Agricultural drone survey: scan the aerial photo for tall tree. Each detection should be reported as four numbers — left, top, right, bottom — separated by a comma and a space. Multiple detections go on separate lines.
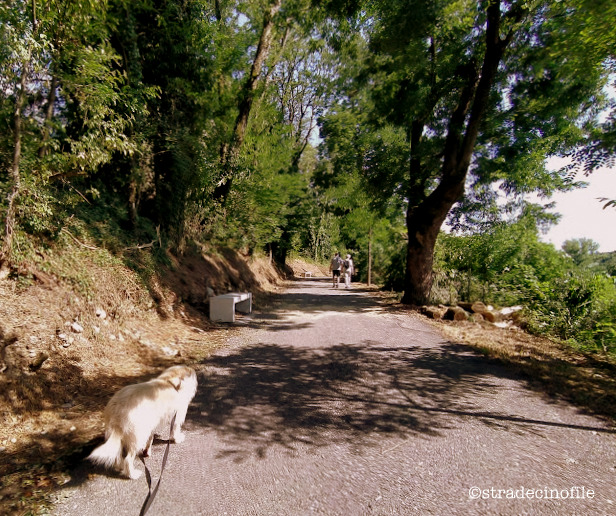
215, 0, 284, 203
320, 0, 613, 304
102, 0, 220, 247
562, 238, 601, 268
1, 0, 136, 271
0, 0, 34, 277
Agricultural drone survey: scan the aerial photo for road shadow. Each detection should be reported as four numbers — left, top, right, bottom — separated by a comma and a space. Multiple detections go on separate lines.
42, 281, 616, 507
188, 340, 613, 463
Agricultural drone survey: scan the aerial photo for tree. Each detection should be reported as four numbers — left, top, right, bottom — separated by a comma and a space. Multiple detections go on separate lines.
108, 0, 219, 248
214, 0, 284, 203
0, 0, 33, 276
562, 238, 601, 268
319, 0, 614, 304
559, 0, 616, 177
1, 0, 139, 270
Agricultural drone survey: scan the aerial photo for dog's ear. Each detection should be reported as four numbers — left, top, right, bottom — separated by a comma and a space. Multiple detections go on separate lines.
167, 376, 182, 390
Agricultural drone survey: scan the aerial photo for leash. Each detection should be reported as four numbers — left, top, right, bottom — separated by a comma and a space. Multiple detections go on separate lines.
139, 413, 177, 516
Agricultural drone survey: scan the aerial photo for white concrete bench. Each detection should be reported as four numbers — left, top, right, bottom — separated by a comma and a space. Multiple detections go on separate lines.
302, 271, 312, 278
209, 292, 252, 323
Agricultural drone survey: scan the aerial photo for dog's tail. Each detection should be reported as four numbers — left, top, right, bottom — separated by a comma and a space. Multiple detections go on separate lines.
87, 432, 123, 469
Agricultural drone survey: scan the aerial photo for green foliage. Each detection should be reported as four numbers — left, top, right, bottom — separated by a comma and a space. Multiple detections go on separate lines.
0, 0, 615, 359
518, 270, 616, 354
562, 238, 601, 268
0, 0, 153, 247
314, 0, 616, 305
435, 221, 616, 354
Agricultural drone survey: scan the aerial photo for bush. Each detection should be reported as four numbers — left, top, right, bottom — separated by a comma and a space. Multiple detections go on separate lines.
433, 230, 616, 354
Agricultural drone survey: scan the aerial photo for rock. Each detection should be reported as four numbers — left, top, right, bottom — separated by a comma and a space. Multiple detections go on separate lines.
470, 313, 484, 322
500, 305, 523, 316
444, 306, 470, 321
70, 322, 84, 333
481, 310, 500, 323
421, 306, 446, 319
61, 336, 74, 348
29, 352, 49, 371
95, 308, 107, 319
162, 346, 178, 356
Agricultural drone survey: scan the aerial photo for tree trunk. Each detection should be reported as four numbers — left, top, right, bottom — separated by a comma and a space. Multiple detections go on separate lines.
128, 154, 140, 227
0, 59, 29, 278
214, 0, 283, 202
402, 0, 511, 305
38, 74, 58, 157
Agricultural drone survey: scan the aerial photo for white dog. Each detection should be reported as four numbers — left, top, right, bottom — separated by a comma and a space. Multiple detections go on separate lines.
88, 365, 198, 479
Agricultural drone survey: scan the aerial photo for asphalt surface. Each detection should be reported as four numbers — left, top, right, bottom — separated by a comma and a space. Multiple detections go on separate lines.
52, 278, 616, 515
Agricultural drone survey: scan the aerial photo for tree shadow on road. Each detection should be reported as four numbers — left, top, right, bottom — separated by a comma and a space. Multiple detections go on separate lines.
189, 339, 610, 463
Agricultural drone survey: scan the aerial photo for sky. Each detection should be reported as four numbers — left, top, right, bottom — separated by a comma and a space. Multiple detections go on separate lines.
534, 164, 616, 253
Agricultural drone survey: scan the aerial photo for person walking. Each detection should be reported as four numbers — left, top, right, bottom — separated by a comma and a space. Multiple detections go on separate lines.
343, 254, 355, 288
329, 252, 343, 288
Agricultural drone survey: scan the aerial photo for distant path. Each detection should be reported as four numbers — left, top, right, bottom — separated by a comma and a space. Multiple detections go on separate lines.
53, 278, 616, 515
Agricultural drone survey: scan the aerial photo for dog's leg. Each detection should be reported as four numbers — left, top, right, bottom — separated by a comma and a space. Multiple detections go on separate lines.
120, 444, 142, 479
170, 408, 188, 443
143, 433, 154, 458
124, 454, 142, 480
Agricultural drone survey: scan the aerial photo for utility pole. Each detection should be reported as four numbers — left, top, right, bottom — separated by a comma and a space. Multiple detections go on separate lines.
368, 226, 372, 286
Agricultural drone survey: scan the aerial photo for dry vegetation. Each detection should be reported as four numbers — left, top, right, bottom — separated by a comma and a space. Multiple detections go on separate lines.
0, 241, 287, 515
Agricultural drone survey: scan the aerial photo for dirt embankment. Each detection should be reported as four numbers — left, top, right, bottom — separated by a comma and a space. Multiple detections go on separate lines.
0, 245, 297, 513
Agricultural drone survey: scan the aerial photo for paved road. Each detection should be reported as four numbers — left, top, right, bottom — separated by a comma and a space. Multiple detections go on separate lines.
53, 278, 616, 515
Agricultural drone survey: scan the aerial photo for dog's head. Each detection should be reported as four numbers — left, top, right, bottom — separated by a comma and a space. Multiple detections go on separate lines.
157, 365, 198, 396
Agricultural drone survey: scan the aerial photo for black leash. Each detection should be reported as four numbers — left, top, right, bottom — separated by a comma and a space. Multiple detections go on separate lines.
139, 413, 176, 516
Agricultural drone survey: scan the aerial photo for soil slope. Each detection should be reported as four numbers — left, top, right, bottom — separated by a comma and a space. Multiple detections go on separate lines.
0, 245, 288, 514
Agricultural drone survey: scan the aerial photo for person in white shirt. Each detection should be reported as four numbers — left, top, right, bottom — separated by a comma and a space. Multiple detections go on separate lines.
343, 254, 354, 288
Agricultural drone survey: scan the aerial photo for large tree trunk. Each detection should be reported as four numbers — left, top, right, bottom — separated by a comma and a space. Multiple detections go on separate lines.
402, 0, 513, 305
214, 0, 283, 202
